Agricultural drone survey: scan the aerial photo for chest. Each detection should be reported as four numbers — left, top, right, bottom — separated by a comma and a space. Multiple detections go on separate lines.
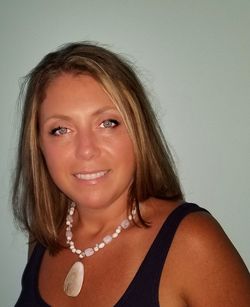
39, 228, 155, 306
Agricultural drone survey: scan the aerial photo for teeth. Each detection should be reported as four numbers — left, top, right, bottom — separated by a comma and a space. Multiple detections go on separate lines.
75, 171, 107, 180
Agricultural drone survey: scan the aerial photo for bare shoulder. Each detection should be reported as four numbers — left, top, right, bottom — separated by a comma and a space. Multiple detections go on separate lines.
160, 206, 250, 307
177, 209, 248, 271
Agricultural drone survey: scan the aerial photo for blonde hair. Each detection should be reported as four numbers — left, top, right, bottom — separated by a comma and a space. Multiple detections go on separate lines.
12, 42, 183, 253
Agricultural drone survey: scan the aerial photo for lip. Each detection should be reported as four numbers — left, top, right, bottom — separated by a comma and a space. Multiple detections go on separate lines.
74, 170, 110, 181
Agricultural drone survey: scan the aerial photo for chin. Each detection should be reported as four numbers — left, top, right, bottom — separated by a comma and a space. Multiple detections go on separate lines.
70, 194, 112, 209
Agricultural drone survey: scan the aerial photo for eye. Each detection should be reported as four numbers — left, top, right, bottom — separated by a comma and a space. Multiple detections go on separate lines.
100, 119, 120, 128
50, 126, 71, 136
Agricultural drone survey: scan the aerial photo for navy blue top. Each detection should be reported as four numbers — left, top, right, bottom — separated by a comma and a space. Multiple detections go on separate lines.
15, 202, 208, 306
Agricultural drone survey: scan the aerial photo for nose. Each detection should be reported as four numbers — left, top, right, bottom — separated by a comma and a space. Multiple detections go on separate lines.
75, 130, 100, 160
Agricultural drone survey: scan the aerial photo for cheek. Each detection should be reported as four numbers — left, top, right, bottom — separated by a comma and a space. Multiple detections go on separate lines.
115, 136, 136, 168
41, 143, 68, 176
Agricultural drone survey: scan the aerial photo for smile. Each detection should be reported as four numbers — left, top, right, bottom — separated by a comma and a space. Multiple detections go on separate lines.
74, 170, 109, 181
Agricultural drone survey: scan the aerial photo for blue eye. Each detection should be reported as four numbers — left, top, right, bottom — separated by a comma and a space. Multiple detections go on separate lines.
100, 119, 119, 128
50, 126, 70, 136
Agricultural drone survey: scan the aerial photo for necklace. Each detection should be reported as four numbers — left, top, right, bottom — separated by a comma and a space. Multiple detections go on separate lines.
63, 202, 137, 297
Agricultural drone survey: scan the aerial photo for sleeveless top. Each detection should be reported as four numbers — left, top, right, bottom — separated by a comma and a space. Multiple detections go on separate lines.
15, 202, 208, 306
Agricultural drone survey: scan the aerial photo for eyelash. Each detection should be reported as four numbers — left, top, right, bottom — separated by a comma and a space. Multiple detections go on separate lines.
100, 119, 120, 128
49, 126, 70, 136
49, 119, 119, 136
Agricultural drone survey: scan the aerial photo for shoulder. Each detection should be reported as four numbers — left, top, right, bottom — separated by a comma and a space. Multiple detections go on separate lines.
173, 206, 245, 267
159, 204, 250, 306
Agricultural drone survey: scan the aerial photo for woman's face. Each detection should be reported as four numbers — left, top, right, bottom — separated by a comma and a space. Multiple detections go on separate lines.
39, 73, 135, 210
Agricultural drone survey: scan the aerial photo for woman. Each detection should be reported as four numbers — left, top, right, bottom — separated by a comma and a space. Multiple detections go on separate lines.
13, 42, 249, 306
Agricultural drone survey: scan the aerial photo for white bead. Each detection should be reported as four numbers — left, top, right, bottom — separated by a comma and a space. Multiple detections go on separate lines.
85, 248, 94, 257
121, 219, 130, 229
94, 246, 99, 252
115, 228, 121, 234
99, 242, 105, 249
76, 249, 82, 255
66, 215, 73, 222
79, 254, 84, 259
128, 215, 132, 220
112, 232, 119, 238
72, 248, 76, 253
103, 235, 112, 244
66, 230, 72, 238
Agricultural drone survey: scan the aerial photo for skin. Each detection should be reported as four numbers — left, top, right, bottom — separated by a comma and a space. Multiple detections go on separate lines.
38, 73, 250, 306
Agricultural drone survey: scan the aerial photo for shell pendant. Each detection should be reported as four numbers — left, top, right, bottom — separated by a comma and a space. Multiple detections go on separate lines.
64, 261, 84, 297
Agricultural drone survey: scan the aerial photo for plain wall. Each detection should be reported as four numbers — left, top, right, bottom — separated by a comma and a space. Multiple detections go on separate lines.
0, 0, 249, 305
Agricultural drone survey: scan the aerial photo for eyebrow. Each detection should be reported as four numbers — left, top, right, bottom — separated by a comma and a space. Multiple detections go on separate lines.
42, 106, 120, 124
92, 106, 119, 116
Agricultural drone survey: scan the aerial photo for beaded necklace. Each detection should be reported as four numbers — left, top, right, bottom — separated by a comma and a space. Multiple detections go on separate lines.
64, 202, 137, 297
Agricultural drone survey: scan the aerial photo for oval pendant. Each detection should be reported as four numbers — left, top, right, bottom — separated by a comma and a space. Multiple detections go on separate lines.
64, 261, 84, 297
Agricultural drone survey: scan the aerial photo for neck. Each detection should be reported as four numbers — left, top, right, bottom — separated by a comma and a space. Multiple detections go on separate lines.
72, 200, 131, 236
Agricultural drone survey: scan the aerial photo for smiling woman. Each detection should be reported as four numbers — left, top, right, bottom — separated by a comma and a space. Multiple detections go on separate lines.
13, 42, 250, 306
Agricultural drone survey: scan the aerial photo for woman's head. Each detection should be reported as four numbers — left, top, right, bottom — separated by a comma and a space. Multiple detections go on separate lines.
12, 42, 183, 252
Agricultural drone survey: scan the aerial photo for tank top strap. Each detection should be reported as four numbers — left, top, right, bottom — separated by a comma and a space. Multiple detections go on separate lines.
141, 202, 209, 279
115, 202, 209, 306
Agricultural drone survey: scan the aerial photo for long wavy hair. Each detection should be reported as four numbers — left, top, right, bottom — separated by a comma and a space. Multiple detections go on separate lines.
12, 42, 183, 253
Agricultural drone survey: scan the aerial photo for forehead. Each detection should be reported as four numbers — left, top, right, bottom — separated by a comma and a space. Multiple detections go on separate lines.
40, 73, 120, 115
44, 73, 110, 101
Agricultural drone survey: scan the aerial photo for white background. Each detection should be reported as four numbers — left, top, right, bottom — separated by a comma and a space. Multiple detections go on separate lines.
0, 1, 249, 305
